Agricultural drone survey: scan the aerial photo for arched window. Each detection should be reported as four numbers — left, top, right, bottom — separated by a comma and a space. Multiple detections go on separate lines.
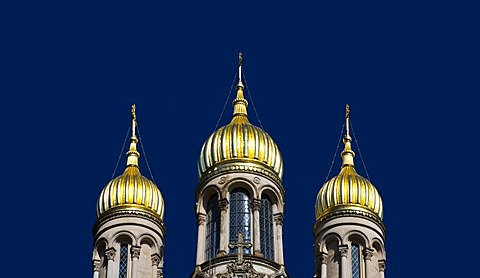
229, 188, 251, 254
205, 194, 220, 260
351, 243, 360, 278
260, 195, 274, 260
119, 243, 128, 278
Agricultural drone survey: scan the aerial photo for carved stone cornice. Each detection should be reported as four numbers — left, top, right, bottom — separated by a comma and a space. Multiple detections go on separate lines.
252, 199, 262, 211
274, 213, 284, 225
151, 253, 161, 266
105, 247, 116, 261
93, 208, 167, 236
338, 245, 348, 258
364, 248, 374, 261
218, 198, 229, 211
131, 246, 141, 259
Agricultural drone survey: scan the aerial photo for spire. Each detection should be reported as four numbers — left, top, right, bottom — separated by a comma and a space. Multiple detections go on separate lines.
341, 103, 355, 167
233, 52, 248, 116
126, 104, 140, 167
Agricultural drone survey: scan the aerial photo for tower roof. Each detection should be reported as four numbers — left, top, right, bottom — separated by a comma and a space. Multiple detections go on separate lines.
96, 105, 165, 221
197, 53, 283, 182
315, 104, 383, 221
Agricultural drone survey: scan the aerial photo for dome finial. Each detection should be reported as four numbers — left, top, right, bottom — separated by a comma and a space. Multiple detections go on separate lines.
341, 103, 355, 167
238, 52, 243, 86
232, 52, 248, 116
126, 104, 140, 167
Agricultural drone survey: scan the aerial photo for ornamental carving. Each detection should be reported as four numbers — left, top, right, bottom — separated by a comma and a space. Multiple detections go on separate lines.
319, 252, 328, 264
251, 199, 262, 211
363, 248, 374, 261
216, 261, 265, 278
151, 253, 161, 266
338, 245, 348, 258
218, 199, 229, 211
92, 260, 101, 272
105, 247, 116, 261
218, 176, 227, 184
131, 246, 141, 259
378, 259, 386, 271
197, 213, 207, 225
273, 213, 284, 225
253, 177, 261, 184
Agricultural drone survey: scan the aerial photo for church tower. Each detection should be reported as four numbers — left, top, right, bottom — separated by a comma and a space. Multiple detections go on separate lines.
313, 105, 386, 278
192, 54, 288, 278
92, 105, 166, 278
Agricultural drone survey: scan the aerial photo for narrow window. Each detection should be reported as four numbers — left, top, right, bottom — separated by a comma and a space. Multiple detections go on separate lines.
229, 188, 251, 254
260, 195, 274, 260
351, 243, 360, 278
119, 243, 128, 278
205, 194, 220, 260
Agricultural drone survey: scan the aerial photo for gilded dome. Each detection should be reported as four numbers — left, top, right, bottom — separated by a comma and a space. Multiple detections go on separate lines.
197, 55, 283, 181
96, 105, 165, 221
315, 105, 383, 221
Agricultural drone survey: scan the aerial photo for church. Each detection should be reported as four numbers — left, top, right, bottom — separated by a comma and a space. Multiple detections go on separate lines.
90, 54, 387, 278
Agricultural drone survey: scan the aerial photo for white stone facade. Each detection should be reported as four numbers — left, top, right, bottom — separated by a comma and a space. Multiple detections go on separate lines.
314, 215, 386, 278
92, 214, 165, 278
192, 171, 288, 277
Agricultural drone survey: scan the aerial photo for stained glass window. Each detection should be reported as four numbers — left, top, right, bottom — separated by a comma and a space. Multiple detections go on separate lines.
205, 195, 220, 260
351, 243, 360, 278
260, 195, 274, 260
229, 188, 251, 254
119, 243, 128, 278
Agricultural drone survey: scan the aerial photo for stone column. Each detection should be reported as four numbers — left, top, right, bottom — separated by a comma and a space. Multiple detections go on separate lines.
218, 198, 229, 256
320, 251, 328, 278
151, 253, 161, 278
92, 250, 101, 278
252, 198, 262, 256
378, 259, 386, 278
338, 245, 348, 278
105, 247, 116, 278
196, 213, 206, 264
92, 259, 101, 278
130, 246, 141, 278
364, 248, 374, 278
274, 213, 284, 265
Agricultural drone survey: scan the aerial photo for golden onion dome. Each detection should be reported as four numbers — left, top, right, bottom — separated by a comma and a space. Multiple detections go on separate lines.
96, 105, 165, 221
198, 53, 283, 182
315, 105, 383, 221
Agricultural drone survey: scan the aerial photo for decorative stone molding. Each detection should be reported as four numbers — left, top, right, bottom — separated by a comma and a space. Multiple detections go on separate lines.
217, 261, 264, 278
274, 213, 284, 225
253, 176, 261, 184
268, 265, 287, 278
378, 259, 386, 272
218, 176, 228, 184
363, 248, 374, 261
320, 251, 328, 264
338, 245, 348, 258
105, 247, 116, 261
92, 259, 101, 272
131, 246, 141, 259
151, 253, 161, 266
197, 213, 206, 225
218, 198, 229, 211
252, 199, 262, 211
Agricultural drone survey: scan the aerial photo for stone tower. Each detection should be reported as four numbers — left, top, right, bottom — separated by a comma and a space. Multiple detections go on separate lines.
92, 105, 166, 278
191, 54, 288, 278
314, 105, 386, 278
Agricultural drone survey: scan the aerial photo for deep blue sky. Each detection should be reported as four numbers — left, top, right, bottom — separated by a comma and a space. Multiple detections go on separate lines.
2, 1, 478, 277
